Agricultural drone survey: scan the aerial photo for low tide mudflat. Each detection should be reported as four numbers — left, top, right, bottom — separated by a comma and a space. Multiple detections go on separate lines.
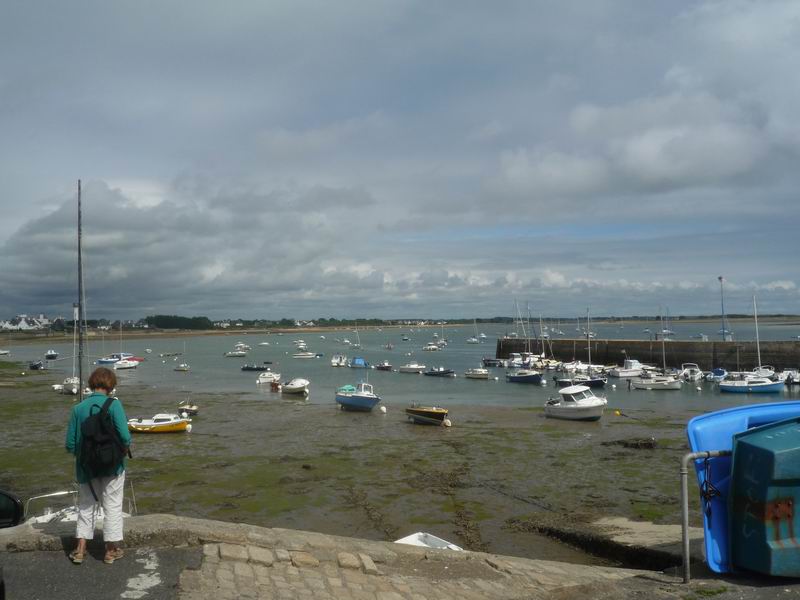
1, 361, 697, 566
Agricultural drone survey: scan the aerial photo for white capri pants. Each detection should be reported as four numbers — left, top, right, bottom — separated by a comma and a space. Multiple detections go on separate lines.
75, 471, 125, 542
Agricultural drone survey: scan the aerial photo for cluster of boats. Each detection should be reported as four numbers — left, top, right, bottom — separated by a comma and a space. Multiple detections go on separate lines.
486, 353, 798, 394
328, 355, 495, 380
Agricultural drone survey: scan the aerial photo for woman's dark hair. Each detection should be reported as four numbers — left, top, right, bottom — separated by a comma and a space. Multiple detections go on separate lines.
88, 367, 117, 392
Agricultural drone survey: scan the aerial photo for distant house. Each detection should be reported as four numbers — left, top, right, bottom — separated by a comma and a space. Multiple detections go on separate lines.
0, 314, 52, 331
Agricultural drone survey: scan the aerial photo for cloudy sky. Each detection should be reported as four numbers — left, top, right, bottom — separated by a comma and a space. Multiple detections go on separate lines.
1, 1, 798, 320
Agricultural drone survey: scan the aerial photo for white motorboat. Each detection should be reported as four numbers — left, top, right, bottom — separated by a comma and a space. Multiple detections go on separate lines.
60, 376, 80, 395
0, 349, 10, 356
224, 350, 247, 357
292, 351, 316, 359
464, 367, 490, 380
394, 532, 463, 551
113, 359, 138, 370
174, 363, 191, 372
399, 362, 426, 374
679, 363, 704, 382
422, 342, 440, 351
330, 354, 348, 367
608, 359, 647, 378
282, 378, 310, 395
235, 342, 251, 351
256, 370, 281, 384
630, 374, 682, 390
544, 385, 607, 421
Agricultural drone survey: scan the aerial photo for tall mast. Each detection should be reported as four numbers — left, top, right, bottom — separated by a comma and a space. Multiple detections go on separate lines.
659, 307, 666, 372
718, 276, 727, 341
77, 180, 85, 401
754, 295, 762, 370
586, 308, 592, 372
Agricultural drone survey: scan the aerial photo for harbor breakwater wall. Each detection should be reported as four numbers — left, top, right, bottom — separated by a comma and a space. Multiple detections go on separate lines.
496, 338, 800, 371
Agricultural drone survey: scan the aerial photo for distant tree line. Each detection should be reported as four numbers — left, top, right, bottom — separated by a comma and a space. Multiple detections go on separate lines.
145, 315, 214, 330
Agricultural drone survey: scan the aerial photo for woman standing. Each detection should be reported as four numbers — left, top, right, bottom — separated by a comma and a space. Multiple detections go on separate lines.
65, 367, 131, 564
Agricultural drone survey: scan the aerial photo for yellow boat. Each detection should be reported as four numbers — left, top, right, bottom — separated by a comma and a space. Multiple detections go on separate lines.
128, 414, 192, 433
405, 405, 451, 426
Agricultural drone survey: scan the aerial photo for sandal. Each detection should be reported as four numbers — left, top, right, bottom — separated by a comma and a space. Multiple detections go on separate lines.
104, 548, 125, 564
69, 549, 85, 564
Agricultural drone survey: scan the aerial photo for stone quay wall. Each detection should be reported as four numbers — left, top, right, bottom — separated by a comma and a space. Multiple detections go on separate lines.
496, 338, 800, 371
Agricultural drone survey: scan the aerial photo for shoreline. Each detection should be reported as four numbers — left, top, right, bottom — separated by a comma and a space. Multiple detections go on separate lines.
2, 315, 799, 347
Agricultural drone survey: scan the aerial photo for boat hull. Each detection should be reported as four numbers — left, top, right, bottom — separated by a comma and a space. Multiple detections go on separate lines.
544, 405, 604, 421
719, 381, 784, 393
405, 407, 449, 425
335, 394, 381, 412
282, 379, 310, 394
424, 369, 455, 377
128, 420, 190, 433
506, 372, 542, 384
630, 376, 682, 390
464, 370, 490, 379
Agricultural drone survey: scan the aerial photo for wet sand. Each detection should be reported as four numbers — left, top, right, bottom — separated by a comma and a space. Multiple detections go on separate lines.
0, 360, 697, 566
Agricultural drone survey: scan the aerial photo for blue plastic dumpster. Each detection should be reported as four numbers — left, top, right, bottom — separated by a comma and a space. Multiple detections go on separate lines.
729, 416, 800, 576
687, 401, 800, 573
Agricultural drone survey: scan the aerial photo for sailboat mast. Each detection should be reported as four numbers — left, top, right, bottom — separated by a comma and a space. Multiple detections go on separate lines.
77, 180, 85, 401
754, 295, 762, 369
718, 277, 726, 341
660, 308, 666, 372
586, 308, 592, 369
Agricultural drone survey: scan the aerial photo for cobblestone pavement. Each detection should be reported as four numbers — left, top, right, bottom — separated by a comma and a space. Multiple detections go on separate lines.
177, 541, 640, 600
5, 514, 800, 599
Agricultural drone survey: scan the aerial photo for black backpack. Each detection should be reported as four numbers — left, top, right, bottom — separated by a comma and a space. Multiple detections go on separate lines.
79, 397, 130, 500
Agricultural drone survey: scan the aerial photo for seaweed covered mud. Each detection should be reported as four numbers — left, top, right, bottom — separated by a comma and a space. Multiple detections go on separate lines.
0, 361, 699, 566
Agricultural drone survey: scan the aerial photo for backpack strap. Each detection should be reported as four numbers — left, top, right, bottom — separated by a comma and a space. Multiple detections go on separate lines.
100, 396, 115, 415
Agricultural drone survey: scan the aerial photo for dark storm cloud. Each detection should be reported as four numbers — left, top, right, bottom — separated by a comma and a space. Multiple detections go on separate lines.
0, 1, 798, 319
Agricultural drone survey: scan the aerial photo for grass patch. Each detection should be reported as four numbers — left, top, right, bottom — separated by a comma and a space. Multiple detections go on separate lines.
686, 586, 728, 598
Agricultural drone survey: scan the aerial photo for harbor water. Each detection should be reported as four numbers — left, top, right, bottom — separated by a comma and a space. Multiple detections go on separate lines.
1, 324, 799, 564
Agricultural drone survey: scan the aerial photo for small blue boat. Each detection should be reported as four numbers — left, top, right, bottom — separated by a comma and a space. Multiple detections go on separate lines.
335, 382, 381, 412
506, 369, 541, 384
705, 367, 728, 382
718, 377, 784, 393
348, 356, 369, 369
686, 401, 800, 573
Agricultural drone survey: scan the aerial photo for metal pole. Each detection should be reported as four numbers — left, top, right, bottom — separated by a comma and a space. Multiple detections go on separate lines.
681, 450, 732, 583
77, 180, 85, 402
718, 276, 726, 341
